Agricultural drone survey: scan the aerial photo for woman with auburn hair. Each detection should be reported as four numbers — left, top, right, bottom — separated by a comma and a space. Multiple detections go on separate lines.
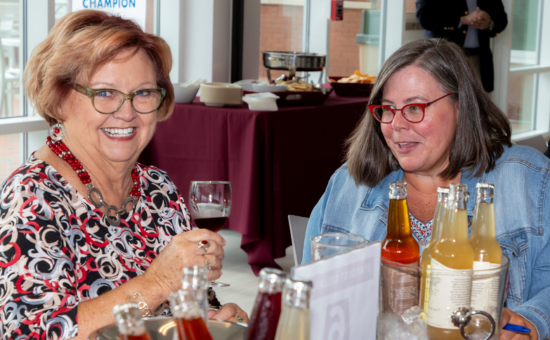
303, 39, 549, 339
0, 10, 247, 339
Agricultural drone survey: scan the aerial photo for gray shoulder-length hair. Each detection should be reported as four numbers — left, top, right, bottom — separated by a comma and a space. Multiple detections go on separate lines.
347, 38, 512, 187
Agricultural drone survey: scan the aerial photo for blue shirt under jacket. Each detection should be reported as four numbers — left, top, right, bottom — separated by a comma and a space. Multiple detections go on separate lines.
303, 144, 550, 339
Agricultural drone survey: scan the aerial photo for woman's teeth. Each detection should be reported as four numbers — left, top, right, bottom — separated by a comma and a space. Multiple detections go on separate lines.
102, 128, 134, 137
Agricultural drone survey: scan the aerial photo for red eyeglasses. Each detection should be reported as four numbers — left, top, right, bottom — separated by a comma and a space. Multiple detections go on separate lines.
368, 92, 455, 124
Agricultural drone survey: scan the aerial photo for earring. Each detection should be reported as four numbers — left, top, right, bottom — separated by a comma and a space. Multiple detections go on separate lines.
49, 122, 65, 142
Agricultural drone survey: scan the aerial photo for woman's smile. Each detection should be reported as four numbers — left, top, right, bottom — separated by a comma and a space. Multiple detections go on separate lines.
101, 127, 138, 140
394, 142, 419, 153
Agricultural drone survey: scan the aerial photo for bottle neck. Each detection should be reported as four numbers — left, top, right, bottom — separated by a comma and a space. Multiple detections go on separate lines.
441, 191, 469, 241
471, 201, 496, 238
386, 198, 413, 238
181, 267, 209, 291
284, 287, 311, 310
428, 192, 449, 246
115, 311, 147, 336
471, 185, 496, 238
259, 277, 285, 294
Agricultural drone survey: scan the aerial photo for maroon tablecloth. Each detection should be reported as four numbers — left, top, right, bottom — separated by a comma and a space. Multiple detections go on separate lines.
139, 94, 369, 274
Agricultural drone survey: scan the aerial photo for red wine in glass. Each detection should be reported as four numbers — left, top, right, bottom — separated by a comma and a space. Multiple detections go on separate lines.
189, 181, 232, 287
193, 217, 228, 232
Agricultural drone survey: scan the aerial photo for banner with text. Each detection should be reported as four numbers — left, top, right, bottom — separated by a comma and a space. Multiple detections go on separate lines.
72, 0, 146, 31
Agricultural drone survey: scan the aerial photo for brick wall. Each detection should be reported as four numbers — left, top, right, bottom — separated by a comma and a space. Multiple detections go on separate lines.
258, 4, 368, 80
329, 8, 362, 77
258, 5, 304, 80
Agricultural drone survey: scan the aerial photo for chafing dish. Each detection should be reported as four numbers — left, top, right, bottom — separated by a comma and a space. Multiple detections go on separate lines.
262, 51, 326, 82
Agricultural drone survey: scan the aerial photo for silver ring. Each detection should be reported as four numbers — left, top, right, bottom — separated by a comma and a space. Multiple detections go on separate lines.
198, 240, 210, 254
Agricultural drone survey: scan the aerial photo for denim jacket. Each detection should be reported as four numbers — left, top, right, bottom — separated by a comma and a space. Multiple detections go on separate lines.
303, 145, 550, 338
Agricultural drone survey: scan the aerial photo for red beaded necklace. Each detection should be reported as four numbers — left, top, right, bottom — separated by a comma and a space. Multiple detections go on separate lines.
46, 136, 141, 225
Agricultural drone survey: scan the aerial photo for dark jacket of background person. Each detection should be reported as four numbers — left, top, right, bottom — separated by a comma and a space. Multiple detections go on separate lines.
416, 0, 508, 92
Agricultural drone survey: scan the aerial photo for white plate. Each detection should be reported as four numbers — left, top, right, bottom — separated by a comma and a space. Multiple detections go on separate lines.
88, 317, 247, 340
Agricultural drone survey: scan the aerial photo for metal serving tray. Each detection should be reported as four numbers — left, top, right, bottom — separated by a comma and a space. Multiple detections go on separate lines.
88, 317, 247, 340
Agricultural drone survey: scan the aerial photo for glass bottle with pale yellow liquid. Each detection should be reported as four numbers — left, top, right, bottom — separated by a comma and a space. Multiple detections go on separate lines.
469, 183, 502, 334
274, 278, 312, 340
427, 183, 474, 340
419, 187, 449, 312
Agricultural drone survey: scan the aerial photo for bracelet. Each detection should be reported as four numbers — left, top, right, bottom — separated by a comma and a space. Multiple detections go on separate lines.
128, 292, 152, 318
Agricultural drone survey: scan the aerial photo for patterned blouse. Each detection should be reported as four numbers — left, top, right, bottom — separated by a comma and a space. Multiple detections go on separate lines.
0, 155, 194, 339
409, 213, 433, 245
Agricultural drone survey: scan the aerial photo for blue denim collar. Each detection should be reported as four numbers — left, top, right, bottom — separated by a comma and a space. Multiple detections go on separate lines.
360, 167, 480, 217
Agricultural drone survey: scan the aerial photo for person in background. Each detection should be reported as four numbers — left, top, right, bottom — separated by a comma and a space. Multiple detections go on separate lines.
303, 39, 549, 339
0, 10, 247, 340
416, 0, 507, 92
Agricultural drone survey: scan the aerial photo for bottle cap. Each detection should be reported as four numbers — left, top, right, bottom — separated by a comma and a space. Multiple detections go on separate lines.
476, 183, 495, 189
449, 183, 467, 192
285, 277, 313, 292
476, 182, 494, 199
259, 268, 287, 293
260, 268, 287, 283
388, 181, 407, 200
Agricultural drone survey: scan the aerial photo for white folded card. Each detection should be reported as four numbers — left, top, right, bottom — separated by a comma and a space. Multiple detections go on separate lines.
292, 241, 381, 340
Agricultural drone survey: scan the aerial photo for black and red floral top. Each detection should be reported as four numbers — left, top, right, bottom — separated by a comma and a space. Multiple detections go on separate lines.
0, 155, 206, 339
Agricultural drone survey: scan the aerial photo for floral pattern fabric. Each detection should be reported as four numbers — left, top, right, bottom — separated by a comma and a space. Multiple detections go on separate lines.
409, 212, 432, 247
0, 155, 191, 339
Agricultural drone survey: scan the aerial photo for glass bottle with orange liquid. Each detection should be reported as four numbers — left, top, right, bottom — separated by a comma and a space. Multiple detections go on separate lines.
245, 268, 287, 340
419, 187, 449, 312
380, 181, 420, 315
168, 289, 213, 340
112, 303, 153, 340
427, 183, 474, 340
469, 183, 502, 333
274, 278, 312, 340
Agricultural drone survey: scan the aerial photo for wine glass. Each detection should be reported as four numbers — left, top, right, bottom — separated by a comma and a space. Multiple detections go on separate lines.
189, 181, 232, 288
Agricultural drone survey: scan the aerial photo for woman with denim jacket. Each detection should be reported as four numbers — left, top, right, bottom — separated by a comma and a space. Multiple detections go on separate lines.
303, 39, 550, 339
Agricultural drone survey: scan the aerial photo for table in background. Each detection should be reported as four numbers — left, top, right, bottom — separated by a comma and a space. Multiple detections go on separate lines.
140, 95, 369, 274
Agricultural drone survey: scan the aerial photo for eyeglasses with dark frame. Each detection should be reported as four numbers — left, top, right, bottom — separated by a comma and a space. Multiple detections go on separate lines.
73, 84, 166, 114
368, 92, 455, 124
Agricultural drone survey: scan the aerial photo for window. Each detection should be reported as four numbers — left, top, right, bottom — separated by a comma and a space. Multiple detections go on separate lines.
493, 0, 550, 140
507, 0, 540, 135
1, 0, 22, 119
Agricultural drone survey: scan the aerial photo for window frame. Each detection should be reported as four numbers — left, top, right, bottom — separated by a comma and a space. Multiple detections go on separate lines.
492, 0, 550, 141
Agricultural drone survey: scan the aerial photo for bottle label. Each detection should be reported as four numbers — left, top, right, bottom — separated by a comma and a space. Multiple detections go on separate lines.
427, 259, 473, 329
422, 264, 431, 311
381, 261, 419, 315
471, 261, 500, 321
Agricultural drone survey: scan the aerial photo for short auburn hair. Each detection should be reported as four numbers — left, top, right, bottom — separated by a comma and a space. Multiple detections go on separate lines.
347, 39, 512, 187
24, 10, 174, 125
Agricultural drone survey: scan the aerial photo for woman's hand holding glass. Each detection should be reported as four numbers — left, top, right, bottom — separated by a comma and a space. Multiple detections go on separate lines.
144, 229, 226, 295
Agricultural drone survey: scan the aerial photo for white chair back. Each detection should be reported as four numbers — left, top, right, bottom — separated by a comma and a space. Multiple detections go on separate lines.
288, 215, 310, 266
